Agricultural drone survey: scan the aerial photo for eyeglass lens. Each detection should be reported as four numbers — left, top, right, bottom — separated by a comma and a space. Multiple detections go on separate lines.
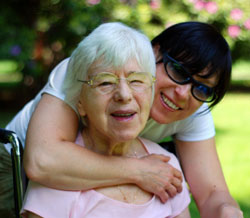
164, 56, 214, 102
89, 72, 153, 94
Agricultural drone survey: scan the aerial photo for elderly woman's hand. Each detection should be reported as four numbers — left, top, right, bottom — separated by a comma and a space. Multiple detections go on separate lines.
132, 154, 183, 203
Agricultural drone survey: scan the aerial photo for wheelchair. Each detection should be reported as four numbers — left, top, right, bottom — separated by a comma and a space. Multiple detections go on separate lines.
0, 128, 25, 218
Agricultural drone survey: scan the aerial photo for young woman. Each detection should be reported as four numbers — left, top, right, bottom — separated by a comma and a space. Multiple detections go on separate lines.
3, 22, 243, 218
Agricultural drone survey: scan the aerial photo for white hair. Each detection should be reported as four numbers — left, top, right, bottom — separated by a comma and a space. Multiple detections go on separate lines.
62, 22, 156, 111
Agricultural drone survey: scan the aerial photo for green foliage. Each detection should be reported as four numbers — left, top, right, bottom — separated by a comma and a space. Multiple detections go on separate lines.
0, 0, 250, 93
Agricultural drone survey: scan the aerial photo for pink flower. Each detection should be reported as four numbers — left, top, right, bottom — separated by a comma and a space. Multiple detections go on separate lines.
205, 1, 218, 14
87, 0, 101, 5
228, 25, 241, 38
150, 0, 160, 10
244, 19, 250, 30
230, 8, 243, 21
194, 0, 205, 11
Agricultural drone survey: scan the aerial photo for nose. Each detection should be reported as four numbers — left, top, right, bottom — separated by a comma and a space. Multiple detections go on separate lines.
174, 83, 192, 99
113, 79, 132, 103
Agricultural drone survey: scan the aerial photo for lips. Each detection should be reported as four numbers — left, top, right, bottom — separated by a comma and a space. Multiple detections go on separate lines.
111, 110, 136, 120
160, 93, 180, 110
112, 113, 135, 117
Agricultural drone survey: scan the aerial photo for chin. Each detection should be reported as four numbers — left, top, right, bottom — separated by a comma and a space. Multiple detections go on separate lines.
150, 113, 171, 124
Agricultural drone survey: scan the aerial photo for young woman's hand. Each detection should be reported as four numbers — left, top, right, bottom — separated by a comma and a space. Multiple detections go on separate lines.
131, 154, 183, 203
219, 204, 243, 218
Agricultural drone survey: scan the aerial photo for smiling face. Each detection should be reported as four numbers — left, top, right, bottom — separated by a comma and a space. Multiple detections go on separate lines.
150, 47, 218, 124
77, 60, 152, 145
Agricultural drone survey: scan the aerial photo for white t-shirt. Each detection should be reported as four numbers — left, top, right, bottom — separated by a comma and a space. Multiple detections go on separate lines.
5, 58, 215, 153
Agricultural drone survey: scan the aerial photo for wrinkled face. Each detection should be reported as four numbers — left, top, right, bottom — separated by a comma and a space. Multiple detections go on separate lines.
150, 47, 218, 124
77, 60, 153, 143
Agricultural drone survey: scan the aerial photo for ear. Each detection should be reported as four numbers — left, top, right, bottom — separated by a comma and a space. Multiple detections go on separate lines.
153, 44, 161, 60
77, 99, 86, 117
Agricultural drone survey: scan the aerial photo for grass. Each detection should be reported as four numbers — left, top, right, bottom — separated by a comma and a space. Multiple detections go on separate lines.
231, 60, 250, 89
0, 93, 249, 217
212, 93, 250, 216
0, 60, 23, 84
232, 60, 250, 81
0, 60, 19, 73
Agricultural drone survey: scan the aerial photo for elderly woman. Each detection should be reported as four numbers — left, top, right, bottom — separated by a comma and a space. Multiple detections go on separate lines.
21, 23, 190, 218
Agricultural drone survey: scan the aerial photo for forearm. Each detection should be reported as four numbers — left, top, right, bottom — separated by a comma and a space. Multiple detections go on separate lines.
24, 140, 137, 190
176, 138, 243, 218
199, 190, 242, 218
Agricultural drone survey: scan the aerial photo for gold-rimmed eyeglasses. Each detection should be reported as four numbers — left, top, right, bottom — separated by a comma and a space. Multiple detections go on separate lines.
78, 72, 156, 94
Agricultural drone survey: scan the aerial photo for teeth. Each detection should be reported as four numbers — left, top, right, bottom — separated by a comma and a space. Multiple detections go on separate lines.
113, 113, 133, 117
161, 94, 179, 110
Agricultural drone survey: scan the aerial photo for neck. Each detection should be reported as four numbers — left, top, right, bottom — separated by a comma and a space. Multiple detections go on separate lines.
82, 127, 139, 157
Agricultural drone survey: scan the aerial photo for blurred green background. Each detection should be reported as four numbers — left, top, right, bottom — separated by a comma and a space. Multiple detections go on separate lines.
0, 0, 249, 217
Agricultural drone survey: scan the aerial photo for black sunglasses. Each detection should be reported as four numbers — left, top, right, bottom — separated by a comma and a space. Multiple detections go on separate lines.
157, 52, 216, 103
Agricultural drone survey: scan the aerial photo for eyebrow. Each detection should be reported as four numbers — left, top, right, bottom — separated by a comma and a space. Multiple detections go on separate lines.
194, 75, 217, 87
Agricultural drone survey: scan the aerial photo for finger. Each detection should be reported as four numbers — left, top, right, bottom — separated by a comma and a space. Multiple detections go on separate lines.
171, 177, 183, 193
156, 188, 169, 203
165, 184, 178, 198
150, 154, 171, 162
173, 168, 183, 181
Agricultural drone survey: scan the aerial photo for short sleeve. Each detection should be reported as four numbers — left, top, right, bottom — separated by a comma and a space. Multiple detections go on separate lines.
41, 58, 79, 114
174, 103, 215, 141
4, 58, 76, 153
21, 181, 79, 218
42, 58, 69, 100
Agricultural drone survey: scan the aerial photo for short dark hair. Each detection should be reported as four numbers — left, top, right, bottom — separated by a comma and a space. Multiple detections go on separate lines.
152, 21, 232, 109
